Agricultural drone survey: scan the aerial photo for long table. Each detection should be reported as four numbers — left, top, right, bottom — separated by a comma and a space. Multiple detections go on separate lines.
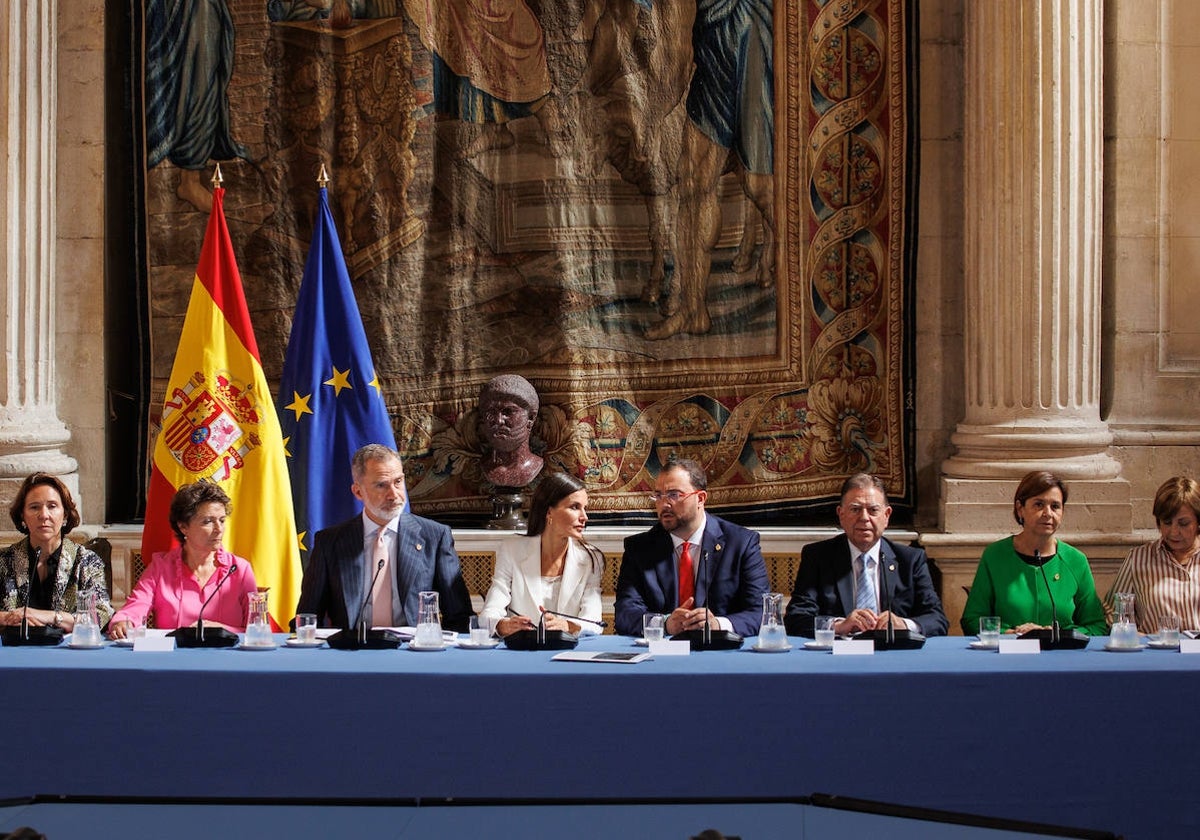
1, 635, 1193, 839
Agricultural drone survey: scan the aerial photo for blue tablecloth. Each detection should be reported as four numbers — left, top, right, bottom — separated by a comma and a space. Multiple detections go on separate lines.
1, 634, 1192, 839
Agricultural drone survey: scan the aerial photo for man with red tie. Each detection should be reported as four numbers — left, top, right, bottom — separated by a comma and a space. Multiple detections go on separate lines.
614, 459, 769, 637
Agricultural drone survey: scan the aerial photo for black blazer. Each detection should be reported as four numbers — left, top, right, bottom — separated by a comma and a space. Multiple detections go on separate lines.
784, 534, 948, 637
296, 513, 474, 632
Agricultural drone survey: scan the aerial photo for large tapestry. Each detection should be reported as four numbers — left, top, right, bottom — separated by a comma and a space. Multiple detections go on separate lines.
139, 0, 913, 525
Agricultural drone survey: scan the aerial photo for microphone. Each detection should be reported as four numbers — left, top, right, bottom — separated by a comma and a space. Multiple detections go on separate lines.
672, 547, 743, 651
503, 605, 581, 651
355, 558, 386, 643
2, 546, 64, 647
852, 554, 926, 650
1034, 549, 1060, 643
539, 606, 609, 630
196, 561, 238, 642
1017, 548, 1088, 650
20, 547, 40, 640
326, 556, 401, 650
169, 559, 241, 648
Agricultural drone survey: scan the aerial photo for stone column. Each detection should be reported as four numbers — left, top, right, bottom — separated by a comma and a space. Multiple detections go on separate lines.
0, 2, 79, 508
939, 0, 1128, 535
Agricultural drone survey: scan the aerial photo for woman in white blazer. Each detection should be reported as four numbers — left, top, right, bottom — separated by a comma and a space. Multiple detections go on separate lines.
483, 473, 605, 636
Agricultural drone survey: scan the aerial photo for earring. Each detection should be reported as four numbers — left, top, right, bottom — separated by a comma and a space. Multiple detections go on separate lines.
1017, 516, 1024, 526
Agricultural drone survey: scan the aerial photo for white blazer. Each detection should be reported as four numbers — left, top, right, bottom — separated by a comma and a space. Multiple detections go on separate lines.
482, 536, 605, 634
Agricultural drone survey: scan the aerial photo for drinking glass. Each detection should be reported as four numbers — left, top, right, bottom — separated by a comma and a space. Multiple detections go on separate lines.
978, 616, 1001, 647
295, 613, 318, 644
468, 615, 491, 645
642, 613, 665, 642
814, 616, 836, 647
1158, 615, 1180, 648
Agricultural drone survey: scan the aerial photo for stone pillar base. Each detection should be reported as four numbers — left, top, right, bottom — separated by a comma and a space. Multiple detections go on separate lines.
939, 476, 1131, 536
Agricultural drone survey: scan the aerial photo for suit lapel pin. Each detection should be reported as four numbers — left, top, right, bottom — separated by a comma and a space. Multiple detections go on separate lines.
1053, 572, 1060, 581
415, 543, 423, 551
715, 543, 722, 552
888, 564, 895, 571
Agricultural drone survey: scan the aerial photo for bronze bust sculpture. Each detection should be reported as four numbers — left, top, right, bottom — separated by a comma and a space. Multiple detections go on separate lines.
478, 374, 544, 489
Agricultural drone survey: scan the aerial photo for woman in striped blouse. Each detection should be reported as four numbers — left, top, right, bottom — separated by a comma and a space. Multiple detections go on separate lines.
1104, 476, 1200, 632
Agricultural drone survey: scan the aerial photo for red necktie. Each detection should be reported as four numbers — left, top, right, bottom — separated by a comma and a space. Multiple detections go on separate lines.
678, 541, 694, 606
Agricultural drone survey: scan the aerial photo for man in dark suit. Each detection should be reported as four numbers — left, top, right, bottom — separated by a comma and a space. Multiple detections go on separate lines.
615, 459, 769, 637
785, 473, 947, 637
295, 444, 473, 632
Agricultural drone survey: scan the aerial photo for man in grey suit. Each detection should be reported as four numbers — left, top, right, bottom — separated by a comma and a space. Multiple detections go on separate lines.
784, 473, 947, 638
296, 444, 473, 632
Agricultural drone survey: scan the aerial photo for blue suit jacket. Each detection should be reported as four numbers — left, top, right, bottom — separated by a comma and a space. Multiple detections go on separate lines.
614, 515, 769, 637
296, 513, 474, 632
784, 534, 948, 637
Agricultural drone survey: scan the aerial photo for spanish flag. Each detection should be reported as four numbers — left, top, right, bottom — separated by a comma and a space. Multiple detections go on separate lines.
142, 185, 300, 630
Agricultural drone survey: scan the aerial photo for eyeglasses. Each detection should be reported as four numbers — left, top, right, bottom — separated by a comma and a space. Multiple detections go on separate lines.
844, 504, 885, 517
649, 489, 700, 505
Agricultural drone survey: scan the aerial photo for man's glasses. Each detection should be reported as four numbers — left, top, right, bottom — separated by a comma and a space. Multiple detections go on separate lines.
649, 489, 701, 504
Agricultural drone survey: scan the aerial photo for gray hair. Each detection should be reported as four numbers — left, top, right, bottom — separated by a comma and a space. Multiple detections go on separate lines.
351, 444, 403, 480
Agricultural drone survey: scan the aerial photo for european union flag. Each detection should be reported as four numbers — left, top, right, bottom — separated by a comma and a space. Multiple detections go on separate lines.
278, 185, 401, 566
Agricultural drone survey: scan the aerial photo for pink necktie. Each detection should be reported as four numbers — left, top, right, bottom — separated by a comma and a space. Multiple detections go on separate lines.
370, 528, 391, 627
678, 541, 694, 606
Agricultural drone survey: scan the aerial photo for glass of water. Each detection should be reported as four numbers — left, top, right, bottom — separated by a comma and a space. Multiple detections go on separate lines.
295, 613, 318, 644
1158, 615, 1180, 648
642, 613, 665, 642
814, 616, 836, 647
978, 616, 1001, 647
468, 615, 491, 645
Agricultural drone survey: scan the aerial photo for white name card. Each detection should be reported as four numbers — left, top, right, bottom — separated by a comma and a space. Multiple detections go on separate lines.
133, 634, 176, 652
998, 638, 1041, 654
832, 639, 875, 655
1179, 638, 1200, 654
648, 639, 691, 656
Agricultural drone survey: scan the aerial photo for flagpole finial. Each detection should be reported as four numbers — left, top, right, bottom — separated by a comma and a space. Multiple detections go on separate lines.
211, 163, 224, 188
317, 163, 330, 188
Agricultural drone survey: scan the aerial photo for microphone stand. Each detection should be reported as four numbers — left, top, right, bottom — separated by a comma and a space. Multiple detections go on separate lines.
701, 550, 712, 647
170, 561, 240, 648
2, 547, 63, 647
357, 558, 384, 645
672, 549, 743, 651
19, 585, 30, 643
327, 558, 402, 650
1017, 548, 1088, 650
855, 555, 925, 650
20, 547, 39, 641
1035, 550, 1061, 644
199, 561, 237, 642
540, 607, 608, 631
882, 560, 895, 647
503, 607, 579, 651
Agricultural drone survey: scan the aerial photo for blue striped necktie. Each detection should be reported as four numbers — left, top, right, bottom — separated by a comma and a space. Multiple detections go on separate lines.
855, 554, 876, 612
